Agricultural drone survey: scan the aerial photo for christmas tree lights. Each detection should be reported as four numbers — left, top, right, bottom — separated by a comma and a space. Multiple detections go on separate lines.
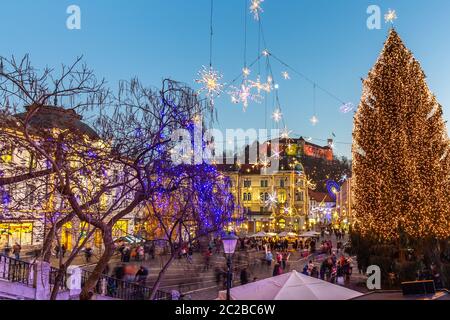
352, 29, 450, 240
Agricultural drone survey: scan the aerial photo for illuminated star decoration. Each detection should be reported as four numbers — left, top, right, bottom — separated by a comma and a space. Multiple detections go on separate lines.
339, 174, 348, 183
282, 71, 290, 80
228, 81, 262, 111
283, 206, 291, 215
310, 115, 319, 126
272, 109, 282, 122
265, 192, 278, 209
340, 102, 355, 114
196, 65, 224, 106
250, 0, 264, 21
384, 9, 397, 24
280, 127, 292, 139
259, 157, 270, 168
249, 76, 272, 94
242, 67, 251, 78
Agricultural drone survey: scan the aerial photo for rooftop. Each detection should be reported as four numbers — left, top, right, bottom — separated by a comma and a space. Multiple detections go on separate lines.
13, 105, 99, 140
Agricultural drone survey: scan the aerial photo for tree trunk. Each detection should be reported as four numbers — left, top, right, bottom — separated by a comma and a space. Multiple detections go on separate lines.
79, 230, 114, 300
49, 267, 66, 300
150, 253, 176, 300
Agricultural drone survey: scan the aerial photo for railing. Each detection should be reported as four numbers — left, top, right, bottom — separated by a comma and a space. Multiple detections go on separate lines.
81, 270, 171, 300
49, 266, 68, 291
0, 254, 34, 287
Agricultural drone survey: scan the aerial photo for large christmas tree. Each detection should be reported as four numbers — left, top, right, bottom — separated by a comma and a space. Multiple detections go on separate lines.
352, 29, 450, 241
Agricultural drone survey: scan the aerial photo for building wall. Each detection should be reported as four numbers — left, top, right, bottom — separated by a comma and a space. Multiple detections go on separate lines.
0, 131, 135, 249
336, 178, 352, 227
223, 170, 308, 234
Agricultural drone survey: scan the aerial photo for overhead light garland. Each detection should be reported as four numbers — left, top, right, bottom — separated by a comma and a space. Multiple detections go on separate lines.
195, 0, 224, 108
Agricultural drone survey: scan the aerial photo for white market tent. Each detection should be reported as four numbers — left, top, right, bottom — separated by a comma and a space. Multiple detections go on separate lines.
278, 232, 298, 238
299, 231, 321, 238
250, 231, 269, 238
217, 270, 363, 300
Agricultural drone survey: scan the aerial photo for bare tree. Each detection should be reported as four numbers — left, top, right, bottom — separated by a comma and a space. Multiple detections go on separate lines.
1, 55, 233, 300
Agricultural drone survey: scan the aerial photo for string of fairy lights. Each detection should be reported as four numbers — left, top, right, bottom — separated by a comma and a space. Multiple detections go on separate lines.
194, 0, 355, 152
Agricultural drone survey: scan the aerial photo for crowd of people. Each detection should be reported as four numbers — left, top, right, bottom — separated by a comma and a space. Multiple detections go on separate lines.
302, 255, 353, 285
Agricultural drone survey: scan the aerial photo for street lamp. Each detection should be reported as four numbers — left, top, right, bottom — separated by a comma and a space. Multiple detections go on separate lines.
222, 233, 238, 301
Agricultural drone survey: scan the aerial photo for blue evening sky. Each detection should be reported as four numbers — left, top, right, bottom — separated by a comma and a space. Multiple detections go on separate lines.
1, 0, 449, 158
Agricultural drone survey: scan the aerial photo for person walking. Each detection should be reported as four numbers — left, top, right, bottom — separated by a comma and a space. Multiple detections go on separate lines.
272, 263, 282, 277
203, 248, 212, 271
265, 251, 273, 267
135, 266, 149, 285
12, 242, 21, 260
84, 246, 93, 263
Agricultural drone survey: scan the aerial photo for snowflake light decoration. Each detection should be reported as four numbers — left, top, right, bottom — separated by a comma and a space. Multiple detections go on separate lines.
259, 157, 270, 168
228, 81, 262, 111
265, 192, 278, 209
282, 71, 290, 80
250, 0, 264, 20
242, 67, 251, 78
249, 76, 272, 94
196, 65, 224, 105
385, 9, 397, 24
272, 109, 282, 122
310, 115, 319, 126
280, 127, 292, 139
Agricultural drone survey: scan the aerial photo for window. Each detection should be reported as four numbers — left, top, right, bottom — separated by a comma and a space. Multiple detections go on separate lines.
1, 146, 13, 163
243, 179, 251, 188
113, 220, 129, 239
243, 193, 251, 202
26, 184, 35, 206
278, 190, 287, 203
297, 179, 304, 188
260, 192, 269, 202
260, 180, 268, 188
296, 191, 304, 202
280, 179, 285, 187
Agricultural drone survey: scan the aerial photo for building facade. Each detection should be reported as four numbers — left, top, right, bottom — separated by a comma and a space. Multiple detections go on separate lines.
335, 178, 353, 229
0, 106, 134, 250
215, 136, 337, 235
220, 164, 309, 235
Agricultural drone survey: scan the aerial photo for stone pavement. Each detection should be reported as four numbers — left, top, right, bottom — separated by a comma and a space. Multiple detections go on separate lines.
17, 233, 370, 300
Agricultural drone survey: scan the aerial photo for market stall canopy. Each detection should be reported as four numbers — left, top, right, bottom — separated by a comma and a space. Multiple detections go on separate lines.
115, 235, 144, 243
266, 232, 278, 237
250, 231, 269, 238
299, 231, 321, 238
217, 270, 363, 300
278, 232, 298, 238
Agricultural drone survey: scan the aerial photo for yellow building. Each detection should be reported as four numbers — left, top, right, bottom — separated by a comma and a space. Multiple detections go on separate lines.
0, 105, 135, 249
335, 178, 353, 230
217, 162, 309, 235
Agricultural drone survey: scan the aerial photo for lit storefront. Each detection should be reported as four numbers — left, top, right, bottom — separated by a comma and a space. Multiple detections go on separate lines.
0, 222, 33, 246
